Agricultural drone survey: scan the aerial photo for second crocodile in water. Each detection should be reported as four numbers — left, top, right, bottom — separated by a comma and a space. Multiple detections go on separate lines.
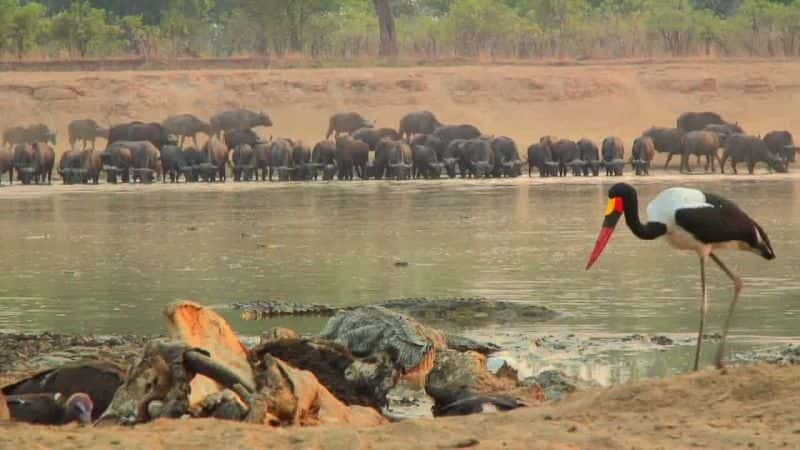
232, 297, 559, 327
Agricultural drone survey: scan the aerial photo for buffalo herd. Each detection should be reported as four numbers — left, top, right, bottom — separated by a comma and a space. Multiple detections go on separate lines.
0, 109, 795, 186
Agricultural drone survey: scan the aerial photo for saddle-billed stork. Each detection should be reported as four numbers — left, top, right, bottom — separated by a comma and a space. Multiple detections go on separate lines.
586, 183, 775, 371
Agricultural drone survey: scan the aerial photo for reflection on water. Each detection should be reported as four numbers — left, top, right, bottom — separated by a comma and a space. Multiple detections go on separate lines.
1, 179, 798, 383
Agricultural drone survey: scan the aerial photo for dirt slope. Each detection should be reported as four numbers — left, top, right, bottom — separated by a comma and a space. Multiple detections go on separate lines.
1, 61, 799, 162
0, 364, 797, 449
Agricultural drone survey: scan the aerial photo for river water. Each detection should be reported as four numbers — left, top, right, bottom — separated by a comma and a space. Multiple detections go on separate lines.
1, 177, 798, 383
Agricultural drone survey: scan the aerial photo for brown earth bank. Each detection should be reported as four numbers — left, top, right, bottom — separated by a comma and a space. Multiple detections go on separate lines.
0, 364, 797, 450
1, 60, 799, 164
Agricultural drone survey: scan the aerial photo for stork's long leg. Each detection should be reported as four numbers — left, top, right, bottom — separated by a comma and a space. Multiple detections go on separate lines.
710, 253, 744, 369
694, 256, 709, 371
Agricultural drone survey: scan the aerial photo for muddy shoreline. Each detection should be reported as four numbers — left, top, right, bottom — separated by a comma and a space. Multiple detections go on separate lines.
1, 171, 798, 200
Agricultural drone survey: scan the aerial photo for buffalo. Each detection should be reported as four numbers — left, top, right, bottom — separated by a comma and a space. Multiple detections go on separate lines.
109, 122, 169, 150
4, 124, 57, 147
386, 141, 414, 180
763, 130, 797, 163
432, 124, 482, 151
68, 119, 108, 150
352, 127, 401, 150
721, 134, 788, 174
231, 144, 257, 181
160, 144, 193, 183
58, 149, 102, 185
311, 140, 337, 181
577, 138, 601, 176
677, 112, 742, 133
162, 114, 211, 148
326, 112, 372, 139
224, 128, 261, 150
0, 147, 12, 184
601, 137, 625, 176
210, 109, 272, 137
551, 139, 580, 177
335, 135, 369, 179
631, 136, 655, 176
681, 130, 721, 173
203, 136, 229, 182
268, 139, 294, 181
491, 136, 522, 177
642, 127, 687, 169
527, 142, 557, 177
399, 111, 442, 140
412, 145, 443, 179
462, 139, 494, 178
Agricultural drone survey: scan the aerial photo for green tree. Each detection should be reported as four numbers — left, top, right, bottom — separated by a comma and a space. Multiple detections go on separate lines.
8, 2, 47, 59
50, 1, 118, 57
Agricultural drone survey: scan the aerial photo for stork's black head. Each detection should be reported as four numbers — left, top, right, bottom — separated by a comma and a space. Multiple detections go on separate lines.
750, 222, 775, 260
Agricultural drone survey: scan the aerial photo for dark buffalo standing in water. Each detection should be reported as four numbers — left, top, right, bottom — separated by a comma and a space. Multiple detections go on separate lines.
352, 127, 401, 150
459, 139, 494, 178
58, 149, 102, 185
202, 136, 229, 182
210, 109, 272, 137
100, 144, 133, 183
432, 124, 482, 150
106, 141, 160, 183
109, 122, 169, 150
399, 111, 442, 140
763, 130, 797, 163
491, 136, 522, 177
386, 140, 414, 180
0, 147, 13, 184
601, 137, 625, 176
577, 138, 601, 176
527, 141, 557, 177
437, 138, 460, 178
642, 126, 687, 169
311, 140, 337, 181
326, 112, 373, 139
290, 141, 313, 181
550, 139, 579, 177
677, 111, 742, 133
681, 130, 721, 173
335, 135, 369, 179
160, 144, 193, 183
411, 145, 443, 179
68, 119, 108, 150
16, 143, 55, 184
162, 114, 211, 148
721, 134, 788, 174
268, 139, 294, 181
631, 136, 655, 176
231, 144, 257, 181
4, 124, 57, 147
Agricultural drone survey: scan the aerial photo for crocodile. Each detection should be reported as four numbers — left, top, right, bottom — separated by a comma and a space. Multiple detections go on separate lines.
232, 296, 559, 327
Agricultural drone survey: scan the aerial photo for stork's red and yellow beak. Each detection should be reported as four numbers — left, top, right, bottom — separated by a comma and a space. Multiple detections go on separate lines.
586, 197, 624, 270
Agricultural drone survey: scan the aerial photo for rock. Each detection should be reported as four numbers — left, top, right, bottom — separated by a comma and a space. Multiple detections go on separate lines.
650, 335, 674, 346
426, 350, 516, 399
259, 327, 299, 345
381, 381, 435, 421
444, 333, 500, 355
523, 370, 580, 401
320, 306, 446, 388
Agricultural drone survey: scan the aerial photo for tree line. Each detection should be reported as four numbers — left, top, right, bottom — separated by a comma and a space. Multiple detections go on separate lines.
2, 0, 800, 61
